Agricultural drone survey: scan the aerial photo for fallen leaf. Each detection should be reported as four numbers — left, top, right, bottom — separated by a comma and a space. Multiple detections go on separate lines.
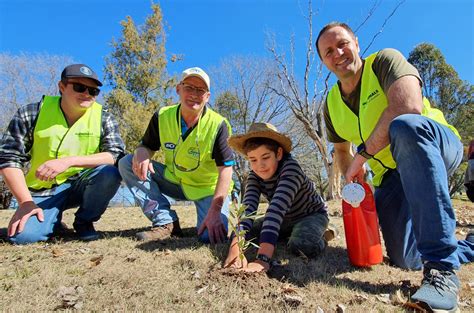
466, 282, 474, 293
281, 283, 298, 294
56, 286, 84, 309
125, 255, 137, 262
336, 303, 346, 313
89, 255, 103, 267
52, 248, 64, 258
375, 294, 391, 304
389, 289, 407, 305
282, 294, 303, 307
76, 247, 91, 254
191, 271, 201, 279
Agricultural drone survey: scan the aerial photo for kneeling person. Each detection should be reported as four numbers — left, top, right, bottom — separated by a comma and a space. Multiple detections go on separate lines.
119, 67, 234, 244
224, 123, 329, 272
0, 64, 125, 244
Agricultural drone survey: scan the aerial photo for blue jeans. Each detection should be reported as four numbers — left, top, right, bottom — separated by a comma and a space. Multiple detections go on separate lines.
9, 165, 121, 245
118, 154, 230, 243
375, 114, 473, 270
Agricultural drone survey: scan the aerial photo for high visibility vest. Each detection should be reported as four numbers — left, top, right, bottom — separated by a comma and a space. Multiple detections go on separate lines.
327, 52, 459, 186
159, 105, 233, 200
25, 96, 102, 190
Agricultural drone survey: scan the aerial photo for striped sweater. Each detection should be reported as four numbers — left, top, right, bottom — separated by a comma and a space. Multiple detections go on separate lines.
240, 154, 327, 245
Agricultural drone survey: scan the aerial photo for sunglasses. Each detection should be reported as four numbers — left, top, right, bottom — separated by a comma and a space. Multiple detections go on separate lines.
67, 82, 101, 96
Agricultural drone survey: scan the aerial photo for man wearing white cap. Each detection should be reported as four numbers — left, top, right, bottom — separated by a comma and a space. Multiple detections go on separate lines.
119, 67, 234, 244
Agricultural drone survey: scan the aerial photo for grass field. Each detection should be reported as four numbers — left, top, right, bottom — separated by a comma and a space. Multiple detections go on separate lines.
0, 199, 473, 311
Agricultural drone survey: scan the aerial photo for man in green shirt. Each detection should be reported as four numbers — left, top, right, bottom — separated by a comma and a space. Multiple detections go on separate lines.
317, 22, 473, 312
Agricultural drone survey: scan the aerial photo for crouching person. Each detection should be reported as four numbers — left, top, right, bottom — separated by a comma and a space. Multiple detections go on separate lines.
0, 64, 124, 244
224, 123, 329, 272
118, 67, 234, 244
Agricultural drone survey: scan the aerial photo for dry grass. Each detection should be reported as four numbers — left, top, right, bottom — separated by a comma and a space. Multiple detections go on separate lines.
0, 200, 473, 311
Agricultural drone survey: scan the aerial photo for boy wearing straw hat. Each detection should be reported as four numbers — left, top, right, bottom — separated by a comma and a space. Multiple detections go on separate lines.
224, 123, 329, 272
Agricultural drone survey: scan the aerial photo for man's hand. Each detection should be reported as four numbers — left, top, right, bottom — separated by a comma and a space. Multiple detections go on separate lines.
8, 201, 44, 237
345, 154, 367, 183
36, 159, 71, 181
241, 260, 269, 273
198, 208, 227, 244
133, 148, 155, 181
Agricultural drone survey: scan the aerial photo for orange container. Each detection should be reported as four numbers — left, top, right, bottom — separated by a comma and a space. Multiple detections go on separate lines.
342, 182, 383, 267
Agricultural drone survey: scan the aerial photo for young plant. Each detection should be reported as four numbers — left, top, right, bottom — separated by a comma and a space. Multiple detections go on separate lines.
228, 196, 262, 265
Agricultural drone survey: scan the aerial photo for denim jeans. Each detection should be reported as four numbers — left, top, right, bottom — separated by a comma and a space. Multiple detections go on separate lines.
118, 154, 230, 243
9, 165, 121, 245
248, 211, 329, 258
375, 114, 473, 270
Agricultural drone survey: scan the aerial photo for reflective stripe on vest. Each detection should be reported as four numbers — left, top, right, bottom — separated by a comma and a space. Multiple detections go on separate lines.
327, 52, 460, 187
25, 96, 102, 190
159, 105, 233, 200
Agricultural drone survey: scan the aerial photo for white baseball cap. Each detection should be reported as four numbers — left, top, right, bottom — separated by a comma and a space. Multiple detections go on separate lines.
181, 67, 210, 90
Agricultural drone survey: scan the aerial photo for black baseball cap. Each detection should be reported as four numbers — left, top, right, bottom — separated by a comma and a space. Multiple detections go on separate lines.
61, 64, 102, 86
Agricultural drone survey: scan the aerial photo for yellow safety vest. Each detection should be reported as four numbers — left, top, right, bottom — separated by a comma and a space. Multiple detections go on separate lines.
159, 105, 233, 200
25, 96, 102, 190
327, 52, 459, 186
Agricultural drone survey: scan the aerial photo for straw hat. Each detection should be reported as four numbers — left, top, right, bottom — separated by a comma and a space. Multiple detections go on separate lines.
228, 123, 292, 156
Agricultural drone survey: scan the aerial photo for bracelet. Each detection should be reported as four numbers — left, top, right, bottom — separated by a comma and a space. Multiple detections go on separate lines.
357, 143, 374, 159
255, 254, 271, 264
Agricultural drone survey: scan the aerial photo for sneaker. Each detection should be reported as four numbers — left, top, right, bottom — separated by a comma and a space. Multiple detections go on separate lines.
136, 220, 183, 241
466, 231, 474, 244
410, 264, 460, 313
73, 222, 100, 241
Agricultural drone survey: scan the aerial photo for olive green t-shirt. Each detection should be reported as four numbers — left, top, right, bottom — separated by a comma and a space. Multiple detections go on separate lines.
323, 48, 422, 143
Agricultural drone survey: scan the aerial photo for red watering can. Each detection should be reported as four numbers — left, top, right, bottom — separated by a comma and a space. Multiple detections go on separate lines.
342, 182, 383, 267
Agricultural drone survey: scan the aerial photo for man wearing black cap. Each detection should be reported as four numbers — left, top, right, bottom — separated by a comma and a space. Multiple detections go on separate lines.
0, 64, 125, 244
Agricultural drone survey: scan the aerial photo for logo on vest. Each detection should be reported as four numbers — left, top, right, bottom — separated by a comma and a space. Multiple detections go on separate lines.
164, 142, 176, 149
75, 131, 94, 137
187, 147, 200, 158
361, 89, 380, 106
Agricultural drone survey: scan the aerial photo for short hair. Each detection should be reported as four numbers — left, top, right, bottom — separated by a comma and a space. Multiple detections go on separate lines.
316, 22, 356, 59
243, 137, 280, 155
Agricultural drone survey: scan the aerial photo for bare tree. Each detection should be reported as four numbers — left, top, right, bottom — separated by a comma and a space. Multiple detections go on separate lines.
209, 55, 290, 185
0, 52, 75, 131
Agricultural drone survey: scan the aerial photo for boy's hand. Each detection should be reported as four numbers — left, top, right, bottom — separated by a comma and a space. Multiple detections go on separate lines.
223, 241, 248, 268
241, 260, 269, 273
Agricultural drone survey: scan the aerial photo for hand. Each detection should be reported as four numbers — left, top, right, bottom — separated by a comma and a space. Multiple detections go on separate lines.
8, 201, 44, 237
35, 158, 71, 181
345, 154, 367, 183
223, 240, 248, 269
197, 208, 227, 244
133, 148, 155, 181
241, 260, 269, 273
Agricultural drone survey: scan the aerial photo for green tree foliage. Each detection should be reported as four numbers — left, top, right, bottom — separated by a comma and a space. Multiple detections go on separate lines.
104, 4, 175, 153
408, 43, 473, 143
408, 43, 474, 194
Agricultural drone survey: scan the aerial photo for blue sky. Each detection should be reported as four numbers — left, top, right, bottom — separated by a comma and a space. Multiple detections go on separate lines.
1, 0, 473, 87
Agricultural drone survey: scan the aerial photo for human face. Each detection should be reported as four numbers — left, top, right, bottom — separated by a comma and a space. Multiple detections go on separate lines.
176, 76, 210, 115
317, 26, 362, 80
58, 77, 99, 111
247, 145, 283, 181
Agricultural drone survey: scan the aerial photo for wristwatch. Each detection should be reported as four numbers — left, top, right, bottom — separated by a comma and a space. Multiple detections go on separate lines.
357, 143, 374, 159
255, 254, 272, 264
